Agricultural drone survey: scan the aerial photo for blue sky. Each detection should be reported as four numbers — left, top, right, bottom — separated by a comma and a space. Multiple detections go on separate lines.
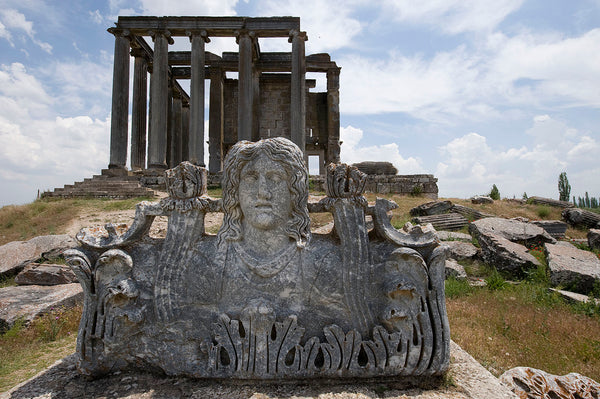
0, 0, 599, 206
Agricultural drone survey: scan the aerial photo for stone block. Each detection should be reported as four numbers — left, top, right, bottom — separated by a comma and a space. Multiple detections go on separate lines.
445, 241, 479, 261
477, 233, 541, 277
445, 259, 467, 280
501, 367, 600, 399
545, 242, 600, 294
588, 228, 600, 251
15, 263, 78, 286
469, 217, 556, 247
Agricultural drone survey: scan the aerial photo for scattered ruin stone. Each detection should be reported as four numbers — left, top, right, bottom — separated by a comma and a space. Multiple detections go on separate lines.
477, 233, 541, 277
0, 283, 82, 332
413, 213, 468, 231
14, 263, 77, 286
65, 138, 450, 381
471, 195, 493, 204
0, 235, 77, 278
545, 242, 600, 294
500, 367, 600, 399
562, 208, 600, 229
469, 217, 556, 247
549, 288, 600, 305
436, 231, 473, 242
529, 220, 568, 239
410, 200, 453, 216
352, 161, 398, 175
444, 241, 480, 262
451, 204, 494, 221
588, 228, 600, 251
528, 196, 575, 208
445, 259, 467, 280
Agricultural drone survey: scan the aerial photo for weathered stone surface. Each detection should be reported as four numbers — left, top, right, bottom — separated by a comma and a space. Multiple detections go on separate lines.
14, 263, 77, 286
477, 233, 541, 276
451, 204, 494, 221
562, 208, 600, 229
588, 228, 600, 251
500, 367, 600, 399
0, 283, 82, 332
549, 288, 600, 305
529, 220, 568, 239
445, 241, 479, 261
436, 231, 472, 242
352, 161, 398, 175
471, 195, 493, 204
0, 341, 518, 399
545, 242, 600, 294
445, 259, 467, 280
0, 235, 77, 278
528, 196, 575, 208
410, 200, 453, 216
66, 138, 450, 380
413, 213, 469, 231
470, 217, 556, 247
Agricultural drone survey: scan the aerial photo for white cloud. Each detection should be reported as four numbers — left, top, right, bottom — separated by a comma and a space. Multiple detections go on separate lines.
381, 0, 524, 34
340, 125, 423, 173
0, 9, 52, 53
253, 0, 364, 53
435, 116, 599, 198
137, 0, 239, 16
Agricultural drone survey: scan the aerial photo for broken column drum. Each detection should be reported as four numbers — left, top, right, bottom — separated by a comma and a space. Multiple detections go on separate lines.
67, 137, 450, 380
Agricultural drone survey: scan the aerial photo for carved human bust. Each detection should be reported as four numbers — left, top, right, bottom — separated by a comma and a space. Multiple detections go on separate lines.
68, 137, 450, 381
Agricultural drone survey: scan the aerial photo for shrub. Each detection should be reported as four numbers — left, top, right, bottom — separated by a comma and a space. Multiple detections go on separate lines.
536, 205, 550, 218
485, 268, 507, 291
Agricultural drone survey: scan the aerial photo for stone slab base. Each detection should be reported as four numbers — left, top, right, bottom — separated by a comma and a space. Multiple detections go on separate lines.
0, 341, 517, 399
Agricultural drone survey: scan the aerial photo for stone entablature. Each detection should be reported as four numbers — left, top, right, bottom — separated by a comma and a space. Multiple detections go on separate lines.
65, 138, 449, 381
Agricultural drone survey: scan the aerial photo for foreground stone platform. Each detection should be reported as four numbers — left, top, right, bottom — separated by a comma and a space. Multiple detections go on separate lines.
0, 341, 517, 399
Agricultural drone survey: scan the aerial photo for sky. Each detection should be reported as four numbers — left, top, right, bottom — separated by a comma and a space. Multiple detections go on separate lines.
0, 0, 599, 206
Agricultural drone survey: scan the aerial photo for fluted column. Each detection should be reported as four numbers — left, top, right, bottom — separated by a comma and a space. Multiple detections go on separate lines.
170, 89, 183, 167
148, 30, 172, 169
327, 67, 341, 164
290, 30, 307, 154
188, 30, 209, 166
237, 30, 255, 142
181, 99, 190, 162
107, 28, 131, 169
130, 48, 148, 171
209, 67, 224, 173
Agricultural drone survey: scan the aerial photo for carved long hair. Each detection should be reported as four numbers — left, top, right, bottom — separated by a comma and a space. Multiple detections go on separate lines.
217, 137, 311, 248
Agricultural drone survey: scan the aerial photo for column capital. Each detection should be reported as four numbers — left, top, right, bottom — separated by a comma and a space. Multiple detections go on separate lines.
130, 47, 149, 59
288, 30, 308, 43
235, 29, 256, 44
186, 30, 210, 43
107, 27, 131, 38
149, 29, 174, 45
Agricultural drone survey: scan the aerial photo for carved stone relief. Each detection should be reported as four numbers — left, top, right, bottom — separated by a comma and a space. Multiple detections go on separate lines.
67, 137, 449, 380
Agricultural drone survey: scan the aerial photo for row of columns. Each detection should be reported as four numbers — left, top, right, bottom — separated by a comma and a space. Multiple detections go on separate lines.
107, 27, 308, 172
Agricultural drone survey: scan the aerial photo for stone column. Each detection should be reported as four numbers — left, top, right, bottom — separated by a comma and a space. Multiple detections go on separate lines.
327, 67, 341, 165
289, 30, 307, 154
148, 30, 172, 169
170, 89, 183, 167
237, 30, 255, 142
209, 67, 224, 173
130, 48, 148, 171
188, 30, 209, 166
181, 99, 190, 162
107, 28, 131, 170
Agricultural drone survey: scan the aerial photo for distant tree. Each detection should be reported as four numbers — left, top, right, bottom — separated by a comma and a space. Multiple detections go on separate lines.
591, 197, 599, 208
573, 196, 576, 206
558, 172, 571, 202
585, 192, 591, 208
578, 197, 584, 208
489, 184, 500, 200
523, 192, 528, 200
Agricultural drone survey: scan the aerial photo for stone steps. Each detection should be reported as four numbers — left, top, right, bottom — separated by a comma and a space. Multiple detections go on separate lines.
41, 172, 156, 200
451, 204, 494, 221
413, 212, 469, 231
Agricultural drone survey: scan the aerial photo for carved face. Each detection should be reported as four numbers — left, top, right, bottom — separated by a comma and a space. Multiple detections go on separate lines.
238, 156, 292, 231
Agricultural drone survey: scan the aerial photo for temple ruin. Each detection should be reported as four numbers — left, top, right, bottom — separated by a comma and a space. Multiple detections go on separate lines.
106, 16, 340, 175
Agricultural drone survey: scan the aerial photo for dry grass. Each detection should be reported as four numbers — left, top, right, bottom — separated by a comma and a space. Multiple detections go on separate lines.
447, 286, 600, 381
0, 305, 81, 392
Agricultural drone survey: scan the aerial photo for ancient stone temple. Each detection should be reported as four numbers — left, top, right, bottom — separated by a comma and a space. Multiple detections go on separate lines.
107, 16, 341, 175
66, 137, 450, 381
